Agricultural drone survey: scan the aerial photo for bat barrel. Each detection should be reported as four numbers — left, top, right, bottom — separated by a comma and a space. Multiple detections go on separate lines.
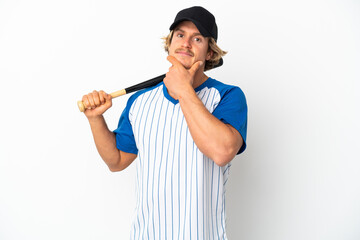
125, 74, 165, 94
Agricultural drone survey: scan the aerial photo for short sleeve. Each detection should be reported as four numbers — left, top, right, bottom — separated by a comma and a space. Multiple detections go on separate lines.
212, 87, 248, 154
113, 100, 138, 155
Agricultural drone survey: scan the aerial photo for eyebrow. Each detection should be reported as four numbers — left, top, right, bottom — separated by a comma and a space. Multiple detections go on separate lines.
174, 27, 203, 37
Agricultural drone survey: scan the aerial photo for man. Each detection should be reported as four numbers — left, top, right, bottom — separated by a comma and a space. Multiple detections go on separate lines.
81, 6, 247, 239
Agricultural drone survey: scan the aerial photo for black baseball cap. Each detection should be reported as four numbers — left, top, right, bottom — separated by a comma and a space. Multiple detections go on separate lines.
169, 6, 218, 42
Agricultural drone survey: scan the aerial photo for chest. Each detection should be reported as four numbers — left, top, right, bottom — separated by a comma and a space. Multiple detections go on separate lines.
129, 85, 221, 154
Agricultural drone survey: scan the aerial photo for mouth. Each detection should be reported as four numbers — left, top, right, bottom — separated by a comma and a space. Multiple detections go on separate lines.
175, 49, 194, 57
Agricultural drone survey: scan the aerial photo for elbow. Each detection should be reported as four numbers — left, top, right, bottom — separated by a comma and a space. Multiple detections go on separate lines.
108, 166, 121, 172
212, 155, 234, 167
106, 158, 124, 172
214, 158, 231, 167
104, 152, 125, 172
107, 151, 137, 172
107, 163, 125, 172
213, 132, 244, 166
108, 166, 124, 172
211, 137, 244, 167
211, 146, 238, 167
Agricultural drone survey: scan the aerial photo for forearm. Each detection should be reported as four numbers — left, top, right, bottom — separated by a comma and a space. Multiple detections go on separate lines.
87, 115, 121, 169
179, 89, 242, 166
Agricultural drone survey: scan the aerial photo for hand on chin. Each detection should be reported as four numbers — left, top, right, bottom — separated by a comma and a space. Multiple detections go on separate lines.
174, 56, 193, 70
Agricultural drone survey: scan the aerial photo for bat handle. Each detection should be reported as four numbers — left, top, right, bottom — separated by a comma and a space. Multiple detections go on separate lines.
77, 89, 126, 112
77, 100, 86, 112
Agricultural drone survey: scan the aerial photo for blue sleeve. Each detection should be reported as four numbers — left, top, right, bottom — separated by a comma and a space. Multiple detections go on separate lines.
212, 86, 248, 154
113, 99, 138, 155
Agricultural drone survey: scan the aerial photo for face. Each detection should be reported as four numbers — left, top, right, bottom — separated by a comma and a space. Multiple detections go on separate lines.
168, 21, 213, 69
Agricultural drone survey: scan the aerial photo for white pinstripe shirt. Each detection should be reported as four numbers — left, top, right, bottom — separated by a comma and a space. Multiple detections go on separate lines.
114, 78, 247, 239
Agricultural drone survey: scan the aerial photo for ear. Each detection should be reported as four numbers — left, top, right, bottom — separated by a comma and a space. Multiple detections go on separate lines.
206, 49, 214, 61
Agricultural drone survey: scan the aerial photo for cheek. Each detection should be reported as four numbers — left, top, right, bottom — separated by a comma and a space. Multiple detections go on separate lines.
169, 41, 180, 53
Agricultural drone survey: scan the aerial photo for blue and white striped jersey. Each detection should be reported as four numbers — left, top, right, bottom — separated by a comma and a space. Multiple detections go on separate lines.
114, 77, 247, 240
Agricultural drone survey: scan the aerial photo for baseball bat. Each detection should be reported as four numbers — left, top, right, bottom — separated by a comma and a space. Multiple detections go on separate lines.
77, 74, 165, 112
77, 58, 223, 112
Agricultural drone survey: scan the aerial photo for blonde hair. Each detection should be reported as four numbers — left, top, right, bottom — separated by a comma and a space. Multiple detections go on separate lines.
163, 30, 227, 71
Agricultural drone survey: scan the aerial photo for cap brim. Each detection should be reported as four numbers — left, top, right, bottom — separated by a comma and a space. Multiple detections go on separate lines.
169, 18, 212, 38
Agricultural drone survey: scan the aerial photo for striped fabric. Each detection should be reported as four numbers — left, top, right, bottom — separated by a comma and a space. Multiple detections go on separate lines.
114, 78, 247, 240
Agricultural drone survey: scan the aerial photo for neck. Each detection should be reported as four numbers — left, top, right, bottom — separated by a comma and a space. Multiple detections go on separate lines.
192, 70, 208, 89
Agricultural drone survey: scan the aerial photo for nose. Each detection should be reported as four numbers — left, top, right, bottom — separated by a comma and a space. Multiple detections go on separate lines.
181, 37, 191, 48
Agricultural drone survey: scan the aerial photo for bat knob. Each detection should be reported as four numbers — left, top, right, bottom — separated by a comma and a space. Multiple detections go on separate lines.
77, 101, 85, 112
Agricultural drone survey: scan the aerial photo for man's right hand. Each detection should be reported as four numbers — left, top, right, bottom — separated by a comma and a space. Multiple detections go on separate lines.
81, 90, 112, 119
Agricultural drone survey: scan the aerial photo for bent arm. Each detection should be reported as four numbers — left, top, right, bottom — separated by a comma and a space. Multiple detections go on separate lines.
82, 90, 136, 171
88, 116, 137, 171
179, 89, 243, 167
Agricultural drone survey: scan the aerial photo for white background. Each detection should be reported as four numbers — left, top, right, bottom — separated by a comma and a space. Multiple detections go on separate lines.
0, 0, 359, 239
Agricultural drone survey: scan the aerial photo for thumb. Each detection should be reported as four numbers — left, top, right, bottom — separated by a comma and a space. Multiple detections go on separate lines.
189, 61, 203, 75
106, 92, 112, 100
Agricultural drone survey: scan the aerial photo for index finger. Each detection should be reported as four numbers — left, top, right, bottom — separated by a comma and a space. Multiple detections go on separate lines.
167, 55, 183, 68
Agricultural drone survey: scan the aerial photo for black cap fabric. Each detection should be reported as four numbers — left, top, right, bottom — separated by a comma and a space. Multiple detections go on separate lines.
170, 6, 218, 41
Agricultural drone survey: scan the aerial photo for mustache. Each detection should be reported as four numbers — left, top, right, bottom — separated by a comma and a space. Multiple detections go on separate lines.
175, 48, 194, 56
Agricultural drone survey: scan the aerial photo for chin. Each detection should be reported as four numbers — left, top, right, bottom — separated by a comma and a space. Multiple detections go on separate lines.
178, 60, 193, 69
171, 55, 193, 69
183, 64, 192, 70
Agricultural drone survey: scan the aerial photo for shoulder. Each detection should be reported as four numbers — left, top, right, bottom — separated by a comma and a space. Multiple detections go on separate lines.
126, 82, 163, 109
203, 77, 246, 102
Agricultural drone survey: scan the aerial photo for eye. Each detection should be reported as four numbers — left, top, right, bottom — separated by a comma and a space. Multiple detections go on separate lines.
193, 37, 202, 43
176, 33, 184, 38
